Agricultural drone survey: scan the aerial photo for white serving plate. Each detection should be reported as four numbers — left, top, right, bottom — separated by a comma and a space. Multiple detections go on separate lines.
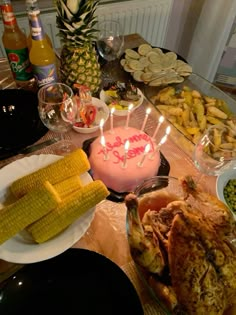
216, 167, 236, 217
0, 154, 95, 264
73, 97, 109, 134
100, 87, 144, 116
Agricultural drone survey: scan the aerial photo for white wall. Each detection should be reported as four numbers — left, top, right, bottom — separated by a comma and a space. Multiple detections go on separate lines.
164, 0, 236, 82
164, 0, 204, 59
187, 0, 236, 82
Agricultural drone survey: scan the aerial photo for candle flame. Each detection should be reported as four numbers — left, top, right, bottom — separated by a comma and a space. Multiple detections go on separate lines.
166, 126, 171, 135
100, 118, 105, 128
145, 143, 151, 153
124, 140, 130, 152
100, 135, 106, 146
160, 134, 167, 145
146, 108, 151, 115
110, 107, 115, 115
159, 115, 164, 123
128, 104, 133, 112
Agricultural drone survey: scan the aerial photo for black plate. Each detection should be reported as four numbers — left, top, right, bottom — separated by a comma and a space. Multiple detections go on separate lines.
119, 47, 188, 89
0, 89, 48, 160
100, 46, 189, 92
83, 137, 170, 202
0, 248, 143, 315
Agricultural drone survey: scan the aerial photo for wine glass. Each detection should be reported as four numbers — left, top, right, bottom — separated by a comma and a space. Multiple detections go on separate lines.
96, 20, 124, 61
193, 124, 236, 176
96, 20, 124, 84
38, 82, 77, 155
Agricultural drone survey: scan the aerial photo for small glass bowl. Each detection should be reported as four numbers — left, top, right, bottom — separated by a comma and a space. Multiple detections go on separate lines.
133, 175, 184, 220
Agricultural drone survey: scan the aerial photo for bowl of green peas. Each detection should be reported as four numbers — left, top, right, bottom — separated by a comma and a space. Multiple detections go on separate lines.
216, 168, 236, 215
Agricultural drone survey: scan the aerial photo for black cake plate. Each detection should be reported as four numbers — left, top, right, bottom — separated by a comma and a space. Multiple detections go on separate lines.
83, 137, 170, 202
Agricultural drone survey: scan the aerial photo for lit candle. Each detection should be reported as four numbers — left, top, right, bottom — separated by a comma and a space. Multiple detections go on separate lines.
125, 104, 133, 129
166, 125, 171, 135
110, 107, 115, 133
152, 115, 164, 139
100, 135, 109, 160
141, 108, 151, 132
149, 125, 171, 160
137, 143, 150, 167
158, 134, 168, 149
122, 140, 130, 168
149, 135, 167, 160
100, 118, 105, 137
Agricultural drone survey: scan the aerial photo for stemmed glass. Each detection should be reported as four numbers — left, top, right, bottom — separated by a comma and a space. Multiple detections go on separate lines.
38, 82, 77, 155
193, 124, 236, 177
96, 20, 124, 84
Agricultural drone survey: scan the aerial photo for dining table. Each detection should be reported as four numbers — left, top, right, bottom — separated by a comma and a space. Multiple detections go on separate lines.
0, 33, 221, 315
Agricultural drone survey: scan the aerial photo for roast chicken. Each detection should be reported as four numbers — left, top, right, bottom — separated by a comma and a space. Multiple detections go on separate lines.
125, 176, 236, 315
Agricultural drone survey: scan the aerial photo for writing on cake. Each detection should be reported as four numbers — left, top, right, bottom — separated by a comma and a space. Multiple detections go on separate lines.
89, 127, 161, 193
96, 133, 155, 164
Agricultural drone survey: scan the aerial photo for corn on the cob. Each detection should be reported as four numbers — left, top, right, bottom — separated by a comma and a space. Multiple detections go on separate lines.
11, 149, 90, 198
0, 181, 61, 245
53, 175, 82, 199
27, 180, 109, 243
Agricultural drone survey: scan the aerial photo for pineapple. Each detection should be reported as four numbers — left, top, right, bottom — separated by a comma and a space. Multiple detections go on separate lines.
55, 0, 101, 94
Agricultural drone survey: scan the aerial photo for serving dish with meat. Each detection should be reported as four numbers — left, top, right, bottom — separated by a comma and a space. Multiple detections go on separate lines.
125, 175, 236, 315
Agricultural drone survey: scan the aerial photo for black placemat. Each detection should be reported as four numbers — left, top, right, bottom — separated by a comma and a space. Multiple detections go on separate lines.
0, 89, 48, 160
0, 248, 144, 315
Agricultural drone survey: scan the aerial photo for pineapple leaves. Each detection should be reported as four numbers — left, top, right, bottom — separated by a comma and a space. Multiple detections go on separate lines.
55, 0, 100, 42
66, 0, 81, 14
61, 21, 76, 33
57, 0, 73, 21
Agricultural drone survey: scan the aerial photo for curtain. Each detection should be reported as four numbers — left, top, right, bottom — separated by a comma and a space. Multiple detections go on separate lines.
187, 0, 236, 82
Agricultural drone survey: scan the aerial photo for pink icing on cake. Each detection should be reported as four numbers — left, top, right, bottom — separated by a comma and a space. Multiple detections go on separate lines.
89, 126, 160, 193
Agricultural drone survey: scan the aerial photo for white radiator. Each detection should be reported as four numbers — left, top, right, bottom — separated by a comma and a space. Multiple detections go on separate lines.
96, 0, 173, 48
0, 0, 173, 57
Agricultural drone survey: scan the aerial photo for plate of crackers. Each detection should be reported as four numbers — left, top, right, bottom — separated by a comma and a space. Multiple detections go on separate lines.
120, 43, 192, 86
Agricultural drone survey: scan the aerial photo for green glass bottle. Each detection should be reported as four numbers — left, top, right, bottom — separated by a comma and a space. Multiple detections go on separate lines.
0, 0, 33, 86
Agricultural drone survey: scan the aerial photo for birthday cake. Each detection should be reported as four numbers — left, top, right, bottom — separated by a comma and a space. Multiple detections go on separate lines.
88, 126, 161, 193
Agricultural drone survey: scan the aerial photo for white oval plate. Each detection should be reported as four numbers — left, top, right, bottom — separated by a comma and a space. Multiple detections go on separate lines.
216, 168, 236, 217
73, 97, 109, 134
0, 154, 95, 264
100, 88, 144, 116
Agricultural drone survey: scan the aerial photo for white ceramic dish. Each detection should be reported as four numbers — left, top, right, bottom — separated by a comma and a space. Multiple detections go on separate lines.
100, 88, 144, 116
73, 97, 109, 134
216, 167, 236, 216
0, 154, 95, 264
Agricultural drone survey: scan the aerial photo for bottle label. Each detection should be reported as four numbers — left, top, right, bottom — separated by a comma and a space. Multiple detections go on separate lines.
33, 64, 58, 87
0, 4, 16, 26
28, 10, 45, 41
5, 47, 33, 81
